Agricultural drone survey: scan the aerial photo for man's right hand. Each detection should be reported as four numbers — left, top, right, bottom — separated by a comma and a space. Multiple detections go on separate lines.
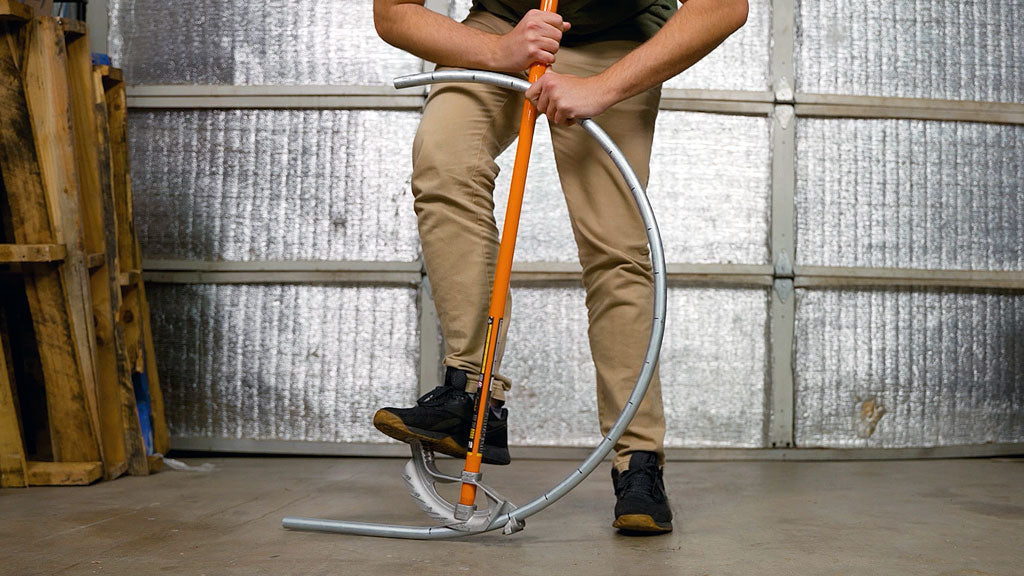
490, 9, 570, 73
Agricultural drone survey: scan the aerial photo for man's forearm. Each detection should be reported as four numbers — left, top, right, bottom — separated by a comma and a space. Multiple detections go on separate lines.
374, 2, 501, 70
598, 0, 749, 104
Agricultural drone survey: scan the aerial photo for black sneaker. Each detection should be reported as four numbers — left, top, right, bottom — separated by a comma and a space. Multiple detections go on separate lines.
611, 451, 673, 533
372, 368, 511, 465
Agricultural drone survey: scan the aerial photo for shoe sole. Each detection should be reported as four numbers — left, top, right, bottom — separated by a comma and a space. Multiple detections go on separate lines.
373, 410, 511, 465
613, 514, 673, 534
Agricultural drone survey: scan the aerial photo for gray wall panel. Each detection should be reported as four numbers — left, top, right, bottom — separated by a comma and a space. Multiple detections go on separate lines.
112, 0, 1024, 457
663, 0, 770, 92
503, 284, 767, 448
796, 0, 1024, 102
109, 0, 422, 85
130, 110, 421, 262
648, 112, 770, 265
797, 119, 1024, 270
149, 283, 420, 443
795, 288, 1024, 448
494, 112, 770, 265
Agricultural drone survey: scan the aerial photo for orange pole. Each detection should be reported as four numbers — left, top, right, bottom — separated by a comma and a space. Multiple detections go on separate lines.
458, 0, 558, 510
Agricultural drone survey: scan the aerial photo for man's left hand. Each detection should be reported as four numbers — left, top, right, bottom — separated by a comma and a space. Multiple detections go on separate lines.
524, 72, 615, 126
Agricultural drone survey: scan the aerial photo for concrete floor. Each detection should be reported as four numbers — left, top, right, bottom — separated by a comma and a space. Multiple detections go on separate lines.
1, 456, 1022, 576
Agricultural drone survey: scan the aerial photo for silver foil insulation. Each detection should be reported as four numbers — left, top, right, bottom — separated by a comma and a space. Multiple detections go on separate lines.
493, 112, 771, 265
796, 0, 1024, 102
797, 119, 1024, 270
795, 288, 1024, 447
147, 284, 420, 443
109, 0, 422, 86
112, 0, 1024, 451
130, 110, 421, 263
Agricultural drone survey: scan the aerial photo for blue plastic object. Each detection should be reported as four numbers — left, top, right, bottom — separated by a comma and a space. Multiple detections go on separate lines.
133, 350, 155, 455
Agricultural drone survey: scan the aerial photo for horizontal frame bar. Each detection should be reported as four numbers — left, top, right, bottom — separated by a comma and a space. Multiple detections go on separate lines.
660, 88, 774, 116
144, 258, 421, 284
127, 84, 427, 110
796, 93, 1024, 125
795, 266, 1024, 290
509, 261, 773, 285
143, 260, 1024, 290
141, 259, 775, 287
143, 259, 421, 272
144, 270, 421, 285
123, 85, 1024, 125
170, 436, 1022, 461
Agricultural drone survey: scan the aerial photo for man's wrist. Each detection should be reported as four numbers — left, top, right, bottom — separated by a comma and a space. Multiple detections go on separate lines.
479, 32, 504, 72
594, 69, 629, 109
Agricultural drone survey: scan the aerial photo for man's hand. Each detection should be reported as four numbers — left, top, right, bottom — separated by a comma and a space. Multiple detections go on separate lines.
525, 71, 614, 125
491, 9, 571, 73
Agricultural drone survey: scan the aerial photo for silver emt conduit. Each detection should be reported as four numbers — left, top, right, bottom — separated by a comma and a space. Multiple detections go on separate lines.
282, 70, 668, 539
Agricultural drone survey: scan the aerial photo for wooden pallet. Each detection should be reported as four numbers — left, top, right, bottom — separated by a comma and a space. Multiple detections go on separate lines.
99, 62, 169, 469
0, 3, 165, 486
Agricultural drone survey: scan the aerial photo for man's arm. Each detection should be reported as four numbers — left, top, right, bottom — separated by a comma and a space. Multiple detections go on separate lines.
527, 0, 749, 125
374, 1, 570, 73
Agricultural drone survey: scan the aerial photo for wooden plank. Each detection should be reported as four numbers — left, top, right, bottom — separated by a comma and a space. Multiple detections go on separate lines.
101, 66, 123, 84
104, 73, 136, 275
0, 243, 65, 263
112, 103, 169, 457
65, 26, 129, 481
85, 251, 104, 269
116, 282, 148, 475
113, 316, 147, 473
97, 65, 125, 87
25, 16, 105, 464
25, 460, 102, 485
147, 453, 162, 473
0, 328, 28, 487
101, 71, 150, 475
65, 30, 106, 265
138, 283, 168, 455
0, 0, 32, 21
4, 16, 102, 463
89, 60, 147, 478
56, 17, 85, 37
17, 0, 49, 18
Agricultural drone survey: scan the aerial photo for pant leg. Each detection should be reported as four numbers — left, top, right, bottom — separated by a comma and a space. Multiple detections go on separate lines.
547, 41, 666, 471
412, 11, 522, 398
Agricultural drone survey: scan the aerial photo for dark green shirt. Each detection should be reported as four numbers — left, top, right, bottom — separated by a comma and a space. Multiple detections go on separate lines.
471, 0, 677, 46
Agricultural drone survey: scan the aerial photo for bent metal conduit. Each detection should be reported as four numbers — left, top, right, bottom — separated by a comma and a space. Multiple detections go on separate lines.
282, 70, 667, 540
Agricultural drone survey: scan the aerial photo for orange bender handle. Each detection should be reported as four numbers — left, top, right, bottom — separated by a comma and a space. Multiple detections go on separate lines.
457, 0, 559, 516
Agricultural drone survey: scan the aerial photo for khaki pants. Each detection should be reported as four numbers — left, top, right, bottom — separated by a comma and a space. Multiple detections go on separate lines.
412, 11, 665, 470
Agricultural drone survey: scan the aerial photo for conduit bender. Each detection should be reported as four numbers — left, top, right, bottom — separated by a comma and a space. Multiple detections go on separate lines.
282, 66, 667, 539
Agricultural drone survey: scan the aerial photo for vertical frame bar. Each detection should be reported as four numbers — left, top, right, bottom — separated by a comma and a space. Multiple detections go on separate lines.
768, 0, 797, 447
771, 0, 796, 103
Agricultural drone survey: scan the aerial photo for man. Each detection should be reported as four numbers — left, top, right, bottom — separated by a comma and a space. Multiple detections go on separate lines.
371, 0, 747, 533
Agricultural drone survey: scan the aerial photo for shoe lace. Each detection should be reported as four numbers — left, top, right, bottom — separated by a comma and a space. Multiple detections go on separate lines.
618, 464, 661, 501
416, 385, 463, 407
